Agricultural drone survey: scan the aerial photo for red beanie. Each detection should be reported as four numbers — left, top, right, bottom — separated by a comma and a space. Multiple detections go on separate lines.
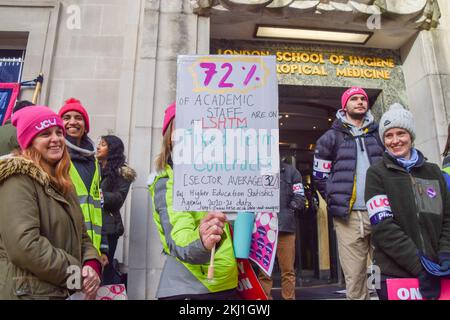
12, 106, 65, 150
58, 98, 90, 133
341, 87, 369, 110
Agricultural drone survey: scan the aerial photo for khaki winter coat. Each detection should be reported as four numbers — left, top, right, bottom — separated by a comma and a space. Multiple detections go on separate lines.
0, 157, 100, 300
0, 120, 19, 157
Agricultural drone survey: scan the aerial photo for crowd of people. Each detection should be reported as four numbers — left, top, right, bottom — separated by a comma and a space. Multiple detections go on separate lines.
1, 85, 450, 300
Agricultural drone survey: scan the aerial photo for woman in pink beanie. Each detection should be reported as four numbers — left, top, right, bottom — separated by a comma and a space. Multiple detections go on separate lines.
148, 103, 239, 300
0, 106, 102, 300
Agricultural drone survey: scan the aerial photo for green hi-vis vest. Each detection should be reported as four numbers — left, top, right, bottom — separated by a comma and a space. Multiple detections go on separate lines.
443, 167, 450, 176
69, 160, 102, 254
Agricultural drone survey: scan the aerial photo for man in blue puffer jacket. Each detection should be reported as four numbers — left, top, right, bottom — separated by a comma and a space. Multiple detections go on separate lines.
313, 87, 384, 300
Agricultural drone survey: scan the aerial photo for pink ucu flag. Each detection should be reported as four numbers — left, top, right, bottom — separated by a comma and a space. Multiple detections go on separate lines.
366, 194, 393, 225
35, 118, 57, 131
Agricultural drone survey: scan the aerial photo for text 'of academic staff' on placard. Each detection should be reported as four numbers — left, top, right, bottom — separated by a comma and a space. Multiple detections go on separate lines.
173, 55, 280, 212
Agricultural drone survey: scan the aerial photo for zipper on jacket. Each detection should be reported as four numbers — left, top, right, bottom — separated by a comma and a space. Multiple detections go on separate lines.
409, 174, 427, 255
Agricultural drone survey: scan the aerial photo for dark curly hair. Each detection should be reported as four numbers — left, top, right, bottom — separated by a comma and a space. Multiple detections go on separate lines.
100, 135, 126, 186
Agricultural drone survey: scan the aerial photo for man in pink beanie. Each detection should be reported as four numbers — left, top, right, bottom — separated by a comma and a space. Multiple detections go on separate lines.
59, 98, 109, 264
59, 98, 90, 135
313, 86, 384, 300
340, 87, 369, 110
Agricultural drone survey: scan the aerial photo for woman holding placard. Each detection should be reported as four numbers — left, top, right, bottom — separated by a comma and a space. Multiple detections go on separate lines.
148, 103, 238, 300
365, 103, 450, 300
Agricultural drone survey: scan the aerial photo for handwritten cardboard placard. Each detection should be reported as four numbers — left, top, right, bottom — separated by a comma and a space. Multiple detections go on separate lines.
249, 212, 278, 277
387, 278, 450, 300
173, 55, 279, 212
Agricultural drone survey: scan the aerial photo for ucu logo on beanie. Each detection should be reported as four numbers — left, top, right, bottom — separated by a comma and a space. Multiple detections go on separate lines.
347, 87, 360, 95
35, 118, 57, 131
341, 86, 368, 109
11, 105, 65, 150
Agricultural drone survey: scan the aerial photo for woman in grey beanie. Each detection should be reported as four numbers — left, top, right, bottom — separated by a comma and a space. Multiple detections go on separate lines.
365, 103, 450, 300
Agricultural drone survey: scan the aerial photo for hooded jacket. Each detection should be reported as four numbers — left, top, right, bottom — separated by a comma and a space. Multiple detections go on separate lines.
101, 165, 136, 236
313, 110, 384, 218
0, 157, 100, 299
148, 165, 238, 298
365, 151, 450, 277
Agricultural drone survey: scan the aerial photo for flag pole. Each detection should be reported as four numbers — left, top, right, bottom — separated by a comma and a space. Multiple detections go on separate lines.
207, 244, 216, 280
32, 73, 44, 104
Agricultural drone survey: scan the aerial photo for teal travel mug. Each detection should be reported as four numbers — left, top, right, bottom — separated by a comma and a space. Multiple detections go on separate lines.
233, 211, 255, 259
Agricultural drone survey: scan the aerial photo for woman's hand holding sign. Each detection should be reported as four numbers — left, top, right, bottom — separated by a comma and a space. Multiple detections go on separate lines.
200, 211, 227, 281
200, 211, 226, 250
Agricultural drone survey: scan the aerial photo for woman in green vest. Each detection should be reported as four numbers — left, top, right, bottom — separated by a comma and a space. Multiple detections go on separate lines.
59, 98, 109, 264
148, 103, 238, 300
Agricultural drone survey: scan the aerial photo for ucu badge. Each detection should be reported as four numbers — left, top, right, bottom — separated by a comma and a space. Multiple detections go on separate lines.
366, 194, 393, 225
368, 195, 390, 211
313, 157, 332, 173
35, 118, 57, 131
293, 183, 305, 196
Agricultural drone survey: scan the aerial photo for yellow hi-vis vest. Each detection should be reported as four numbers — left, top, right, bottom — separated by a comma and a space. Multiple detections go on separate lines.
69, 160, 102, 254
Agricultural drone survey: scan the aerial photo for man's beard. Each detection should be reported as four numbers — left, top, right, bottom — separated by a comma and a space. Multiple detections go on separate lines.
346, 110, 366, 121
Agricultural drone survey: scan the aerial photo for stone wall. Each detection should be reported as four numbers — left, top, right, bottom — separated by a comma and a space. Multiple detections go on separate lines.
401, 0, 450, 164
0, 0, 142, 284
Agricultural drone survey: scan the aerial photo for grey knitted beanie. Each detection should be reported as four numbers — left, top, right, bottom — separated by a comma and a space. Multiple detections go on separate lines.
379, 103, 416, 143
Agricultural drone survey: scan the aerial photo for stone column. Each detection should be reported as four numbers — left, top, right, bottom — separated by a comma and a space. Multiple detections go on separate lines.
127, 0, 209, 300
401, 0, 449, 164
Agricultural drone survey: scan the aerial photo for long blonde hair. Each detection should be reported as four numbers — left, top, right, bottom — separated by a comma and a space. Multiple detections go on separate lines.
155, 121, 173, 172
21, 145, 74, 196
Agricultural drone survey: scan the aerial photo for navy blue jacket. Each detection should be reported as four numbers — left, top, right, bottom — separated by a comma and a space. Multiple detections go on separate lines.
313, 118, 384, 218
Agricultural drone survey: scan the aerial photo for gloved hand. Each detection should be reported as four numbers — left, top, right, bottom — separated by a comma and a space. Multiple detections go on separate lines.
439, 253, 450, 272
418, 271, 441, 300
290, 200, 304, 211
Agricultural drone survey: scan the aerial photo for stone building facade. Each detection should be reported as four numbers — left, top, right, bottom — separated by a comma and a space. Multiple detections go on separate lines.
0, 0, 449, 299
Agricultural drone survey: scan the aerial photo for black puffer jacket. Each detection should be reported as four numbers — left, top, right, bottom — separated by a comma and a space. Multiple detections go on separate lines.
101, 165, 136, 237
313, 118, 384, 218
279, 162, 306, 233
365, 151, 450, 277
